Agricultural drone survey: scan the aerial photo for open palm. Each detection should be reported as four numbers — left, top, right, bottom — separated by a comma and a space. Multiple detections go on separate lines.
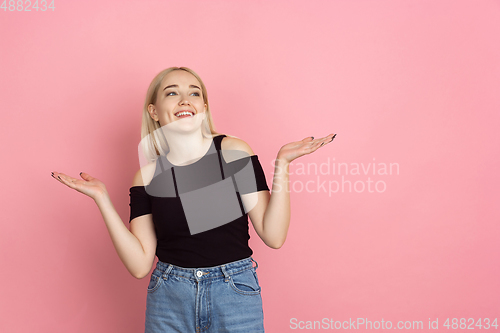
277, 133, 336, 164
51, 171, 108, 201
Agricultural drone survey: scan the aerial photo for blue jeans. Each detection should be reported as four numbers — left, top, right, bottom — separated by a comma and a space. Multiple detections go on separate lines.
145, 256, 265, 333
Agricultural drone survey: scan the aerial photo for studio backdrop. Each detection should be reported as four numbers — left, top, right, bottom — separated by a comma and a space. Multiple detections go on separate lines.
1, 0, 499, 332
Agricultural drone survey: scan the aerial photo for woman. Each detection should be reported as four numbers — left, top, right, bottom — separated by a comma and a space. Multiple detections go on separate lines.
52, 66, 336, 332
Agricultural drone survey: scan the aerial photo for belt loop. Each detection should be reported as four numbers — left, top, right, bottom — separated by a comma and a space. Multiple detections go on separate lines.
250, 257, 258, 270
163, 264, 173, 280
221, 264, 230, 282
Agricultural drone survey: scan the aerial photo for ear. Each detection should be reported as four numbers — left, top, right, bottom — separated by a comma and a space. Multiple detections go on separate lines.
148, 104, 158, 120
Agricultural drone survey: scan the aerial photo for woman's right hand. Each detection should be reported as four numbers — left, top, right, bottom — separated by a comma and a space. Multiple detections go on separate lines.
52, 171, 108, 201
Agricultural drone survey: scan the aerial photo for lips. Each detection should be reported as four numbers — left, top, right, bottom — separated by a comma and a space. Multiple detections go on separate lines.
175, 110, 195, 117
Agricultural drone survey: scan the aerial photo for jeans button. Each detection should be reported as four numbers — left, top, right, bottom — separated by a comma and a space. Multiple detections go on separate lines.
196, 270, 203, 277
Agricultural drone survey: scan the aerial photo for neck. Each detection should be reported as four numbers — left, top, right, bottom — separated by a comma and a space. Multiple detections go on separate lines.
162, 128, 214, 165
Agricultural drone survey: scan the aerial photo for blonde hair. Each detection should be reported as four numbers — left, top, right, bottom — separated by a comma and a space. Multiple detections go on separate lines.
139, 67, 222, 164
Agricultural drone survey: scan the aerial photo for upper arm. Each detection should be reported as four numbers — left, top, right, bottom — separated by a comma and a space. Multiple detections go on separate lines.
241, 191, 270, 244
130, 166, 157, 276
221, 136, 271, 245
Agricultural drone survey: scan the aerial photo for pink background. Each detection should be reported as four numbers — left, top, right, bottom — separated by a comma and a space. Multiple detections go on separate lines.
1, 0, 499, 331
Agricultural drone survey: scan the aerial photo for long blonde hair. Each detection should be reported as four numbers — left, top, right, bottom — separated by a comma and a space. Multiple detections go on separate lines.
139, 67, 222, 164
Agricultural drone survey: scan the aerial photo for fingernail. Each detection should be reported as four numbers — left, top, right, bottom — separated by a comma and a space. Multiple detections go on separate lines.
80, 172, 83, 176
330, 133, 337, 142
311, 136, 314, 140
58, 176, 61, 180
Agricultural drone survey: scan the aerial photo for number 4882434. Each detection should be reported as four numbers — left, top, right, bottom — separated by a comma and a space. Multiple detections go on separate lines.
1, 0, 56, 12
443, 318, 498, 330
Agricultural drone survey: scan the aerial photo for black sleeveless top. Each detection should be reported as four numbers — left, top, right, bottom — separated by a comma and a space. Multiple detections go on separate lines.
129, 134, 270, 268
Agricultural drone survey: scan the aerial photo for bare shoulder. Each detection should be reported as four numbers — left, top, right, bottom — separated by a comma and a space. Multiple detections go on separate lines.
220, 135, 255, 155
131, 161, 157, 187
220, 135, 255, 163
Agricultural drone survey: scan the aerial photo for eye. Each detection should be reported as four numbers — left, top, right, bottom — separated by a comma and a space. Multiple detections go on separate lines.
166, 91, 200, 96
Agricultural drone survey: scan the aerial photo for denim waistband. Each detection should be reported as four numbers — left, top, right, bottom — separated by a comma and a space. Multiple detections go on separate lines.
154, 256, 258, 282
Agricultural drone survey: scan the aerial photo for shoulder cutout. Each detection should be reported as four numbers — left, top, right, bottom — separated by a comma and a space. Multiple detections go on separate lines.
220, 136, 255, 164
131, 161, 157, 187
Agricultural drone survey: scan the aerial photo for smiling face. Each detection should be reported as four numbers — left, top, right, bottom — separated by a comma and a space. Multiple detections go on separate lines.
148, 70, 207, 128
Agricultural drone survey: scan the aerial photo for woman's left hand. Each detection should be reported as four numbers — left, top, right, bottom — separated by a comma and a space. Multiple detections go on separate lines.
277, 133, 336, 164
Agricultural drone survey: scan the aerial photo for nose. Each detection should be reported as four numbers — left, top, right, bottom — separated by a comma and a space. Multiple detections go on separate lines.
179, 96, 191, 105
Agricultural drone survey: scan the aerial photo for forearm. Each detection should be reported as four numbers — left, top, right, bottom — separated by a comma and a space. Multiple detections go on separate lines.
262, 157, 291, 248
94, 193, 149, 278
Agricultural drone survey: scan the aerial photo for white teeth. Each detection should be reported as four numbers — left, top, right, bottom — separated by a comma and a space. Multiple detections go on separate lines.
176, 111, 194, 117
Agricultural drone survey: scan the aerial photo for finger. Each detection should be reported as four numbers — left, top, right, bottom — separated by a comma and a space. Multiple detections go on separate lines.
317, 133, 331, 141
52, 172, 65, 184
307, 137, 323, 146
318, 138, 331, 148
57, 173, 70, 184
325, 133, 336, 141
80, 174, 88, 183
52, 174, 64, 184
306, 140, 325, 152
57, 173, 69, 181
80, 172, 91, 181
310, 134, 333, 145
304, 141, 326, 154
318, 136, 330, 144
80, 173, 96, 186
320, 133, 336, 146
320, 138, 331, 147
57, 173, 77, 188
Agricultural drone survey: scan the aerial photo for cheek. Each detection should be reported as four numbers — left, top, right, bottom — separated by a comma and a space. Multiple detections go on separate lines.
197, 98, 206, 106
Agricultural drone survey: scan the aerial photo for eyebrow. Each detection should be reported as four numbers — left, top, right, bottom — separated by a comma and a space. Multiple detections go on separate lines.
163, 84, 201, 91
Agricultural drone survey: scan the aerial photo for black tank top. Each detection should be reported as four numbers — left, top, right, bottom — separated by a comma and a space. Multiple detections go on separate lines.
129, 134, 270, 267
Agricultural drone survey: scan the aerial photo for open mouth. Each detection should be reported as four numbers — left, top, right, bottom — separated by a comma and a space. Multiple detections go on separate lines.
175, 111, 195, 117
